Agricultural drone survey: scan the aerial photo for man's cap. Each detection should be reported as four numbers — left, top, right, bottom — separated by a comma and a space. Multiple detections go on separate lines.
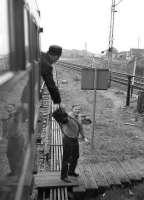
48, 45, 62, 57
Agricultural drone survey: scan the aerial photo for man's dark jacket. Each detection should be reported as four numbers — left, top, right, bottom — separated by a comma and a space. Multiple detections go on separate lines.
41, 52, 61, 104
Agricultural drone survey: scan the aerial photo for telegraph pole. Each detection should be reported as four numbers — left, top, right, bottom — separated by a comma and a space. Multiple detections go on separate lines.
109, 0, 116, 50
138, 37, 140, 48
91, 56, 97, 149
108, 0, 117, 86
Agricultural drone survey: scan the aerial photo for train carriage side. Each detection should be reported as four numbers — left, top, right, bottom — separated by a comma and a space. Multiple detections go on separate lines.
0, 0, 41, 199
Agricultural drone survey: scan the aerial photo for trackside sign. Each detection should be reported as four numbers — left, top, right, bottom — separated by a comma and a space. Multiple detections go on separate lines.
81, 68, 109, 90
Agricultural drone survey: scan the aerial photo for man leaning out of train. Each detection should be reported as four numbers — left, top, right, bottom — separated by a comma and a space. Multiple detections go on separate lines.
41, 45, 62, 108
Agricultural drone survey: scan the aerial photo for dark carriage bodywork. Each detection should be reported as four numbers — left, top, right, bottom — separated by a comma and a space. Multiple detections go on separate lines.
0, 0, 41, 199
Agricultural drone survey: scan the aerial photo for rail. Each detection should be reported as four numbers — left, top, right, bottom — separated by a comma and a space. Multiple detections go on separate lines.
57, 60, 144, 91
57, 60, 144, 107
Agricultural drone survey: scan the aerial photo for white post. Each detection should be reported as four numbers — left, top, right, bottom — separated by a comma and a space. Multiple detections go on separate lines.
91, 67, 97, 149
131, 57, 137, 96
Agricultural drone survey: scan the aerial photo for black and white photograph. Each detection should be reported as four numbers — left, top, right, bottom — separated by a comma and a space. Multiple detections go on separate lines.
1, 0, 144, 199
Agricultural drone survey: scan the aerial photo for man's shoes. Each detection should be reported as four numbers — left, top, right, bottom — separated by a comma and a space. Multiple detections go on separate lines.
61, 177, 71, 183
68, 172, 79, 177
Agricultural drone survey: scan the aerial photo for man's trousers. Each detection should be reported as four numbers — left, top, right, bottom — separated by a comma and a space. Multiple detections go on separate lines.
61, 135, 79, 179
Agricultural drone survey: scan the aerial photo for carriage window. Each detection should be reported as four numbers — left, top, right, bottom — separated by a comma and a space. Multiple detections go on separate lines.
32, 23, 39, 60
0, 72, 30, 199
24, 9, 30, 63
0, 0, 10, 74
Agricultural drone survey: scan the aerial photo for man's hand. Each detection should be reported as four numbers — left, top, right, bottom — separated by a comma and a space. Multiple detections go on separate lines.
84, 137, 89, 142
59, 103, 65, 109
53, 104, 60, 110
79, 136, 89, 144
53, 103, 65, 111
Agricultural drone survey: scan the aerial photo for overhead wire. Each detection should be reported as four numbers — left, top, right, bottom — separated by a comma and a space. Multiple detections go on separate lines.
34, 0, 39, 10
115, 0, 124, 6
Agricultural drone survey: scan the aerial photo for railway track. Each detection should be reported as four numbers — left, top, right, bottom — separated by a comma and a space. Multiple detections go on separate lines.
57, 60, 144, 91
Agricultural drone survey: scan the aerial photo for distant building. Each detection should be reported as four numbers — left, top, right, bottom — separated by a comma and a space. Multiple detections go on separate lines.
117, 51, 130, 60
127, 48, 144, 76
62, 48, 94, 58
130, 48, 144, 58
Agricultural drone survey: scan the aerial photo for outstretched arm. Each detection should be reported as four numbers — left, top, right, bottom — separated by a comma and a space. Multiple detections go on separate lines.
41, 70, 61, 104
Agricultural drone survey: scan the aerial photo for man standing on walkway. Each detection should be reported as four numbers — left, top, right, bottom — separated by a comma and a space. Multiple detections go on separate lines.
52, 107, 85, 183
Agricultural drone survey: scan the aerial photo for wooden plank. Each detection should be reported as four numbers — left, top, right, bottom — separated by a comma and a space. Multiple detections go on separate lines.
56, 128, 58, 171
79, 165, 92, 189
43, 191, 46, 200
60, 130, 63, 145
90, 164, 109, 187
72, 167, 86, 192
55, 145, 57, 171
54, 121, 57, 171
52, 145, 55, 171
108, 161, 123, 184
35, 177, 79, 188
118, 160, 139, 181
110, 161, 130, 183
135, 158, 144, 170
97, 163, 114, 186
127, 159, 143, 180
53, 188, 56, 200
136, 157, 144, 165
54, 122, 56, 145
59, 147, 62, 171
54, 144, 56, 171
53, 142, 56, 171
35, 171, 61, 177
58, 129, 62, 145
104, 163, 121, 185
50, 189, 52, 200
61, 187, 65, 200
59, 146, 62, 170
78, 165, 89, 188
50, 146, 53, 171
56, 146, 60, 171
35, 172, 79, 188
64, 187, 68, 200
130, 158, 144, 178
72, 180, 86, 192
50, 145, 54, 171
52, 122, 54, 145
56, 130, 60, 171
56, 145, 59, 171
57, 188, 61, 200
83, 164, 98, 189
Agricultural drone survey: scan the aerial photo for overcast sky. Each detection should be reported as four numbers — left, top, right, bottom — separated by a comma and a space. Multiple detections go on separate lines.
37, 0, 144, 54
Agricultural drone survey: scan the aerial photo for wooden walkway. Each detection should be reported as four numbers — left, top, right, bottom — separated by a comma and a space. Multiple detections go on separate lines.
50, 117, 63, 171
75, 158, 144, 190
35, 108, 144, 192
35, 83, 144, 200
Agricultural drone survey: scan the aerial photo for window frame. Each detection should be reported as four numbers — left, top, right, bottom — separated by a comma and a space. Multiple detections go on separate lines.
8, 0, 25, 70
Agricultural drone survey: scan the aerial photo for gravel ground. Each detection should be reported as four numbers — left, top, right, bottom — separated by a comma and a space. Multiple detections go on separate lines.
56, 64, 144, 200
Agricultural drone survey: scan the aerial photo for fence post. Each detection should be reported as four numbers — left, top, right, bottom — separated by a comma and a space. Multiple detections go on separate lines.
126, 75, 132, 106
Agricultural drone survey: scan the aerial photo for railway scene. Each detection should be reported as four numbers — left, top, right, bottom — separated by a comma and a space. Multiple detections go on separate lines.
1, 0, 144, 200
